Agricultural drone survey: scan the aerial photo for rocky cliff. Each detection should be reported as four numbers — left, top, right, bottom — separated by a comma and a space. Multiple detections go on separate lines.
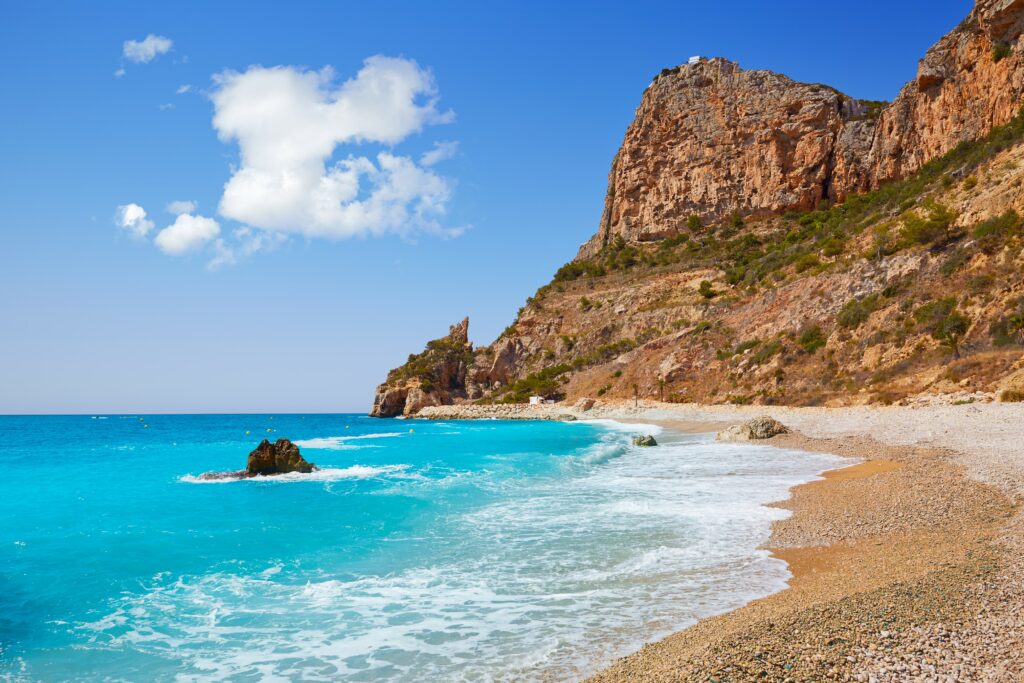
579, 0, 1024, 256
372, 0, 1024, 415
370, 318, 475, 417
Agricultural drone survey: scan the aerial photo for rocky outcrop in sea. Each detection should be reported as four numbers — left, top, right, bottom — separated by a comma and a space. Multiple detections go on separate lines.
197, 439, 316, 480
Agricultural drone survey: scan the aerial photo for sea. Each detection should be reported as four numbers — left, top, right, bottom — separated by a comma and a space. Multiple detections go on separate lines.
0, 414, 845, 682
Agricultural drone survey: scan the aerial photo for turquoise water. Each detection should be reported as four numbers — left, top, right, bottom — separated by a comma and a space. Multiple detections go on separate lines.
0, 414, 844, 681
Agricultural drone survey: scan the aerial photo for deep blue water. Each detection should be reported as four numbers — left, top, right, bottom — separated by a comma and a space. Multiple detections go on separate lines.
0, 414, 843, 681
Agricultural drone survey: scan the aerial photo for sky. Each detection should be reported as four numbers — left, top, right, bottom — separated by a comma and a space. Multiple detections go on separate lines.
0, 0, 973, 414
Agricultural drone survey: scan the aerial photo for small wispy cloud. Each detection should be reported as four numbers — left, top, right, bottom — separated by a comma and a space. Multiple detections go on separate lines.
207, 227, 288, 270
157, 103, 175, 111
123, 34, 173, 64
166, 200, 197, 215
421, 141, 459, 166
176, 84, 192, 95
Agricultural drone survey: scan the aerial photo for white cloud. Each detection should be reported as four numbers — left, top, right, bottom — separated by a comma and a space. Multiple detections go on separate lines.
115, 203, 155, 238
154, 213, 220, 255
158, 102, 175, 111
420, 141, 458, 166
122, 34, 173, 64
114, 68, 126, 79
166, 200, 197, 215
207, 227, 287, 270
176, 84, 192, 95
211, 56, 459, 239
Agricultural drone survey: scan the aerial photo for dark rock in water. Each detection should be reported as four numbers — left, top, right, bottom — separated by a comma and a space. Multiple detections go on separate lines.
246, 439, 315, 476
632, 434, 658, 447
192, 439, 315, 481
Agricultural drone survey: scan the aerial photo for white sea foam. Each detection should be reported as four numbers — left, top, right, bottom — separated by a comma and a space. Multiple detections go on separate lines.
293, 433, 403, 450
179, 464, 410, 485
84, 431, 847, 682
577, 418, 664, 435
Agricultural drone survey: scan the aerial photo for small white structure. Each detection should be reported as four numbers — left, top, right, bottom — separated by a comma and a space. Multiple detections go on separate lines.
529, 395, 544, 405
688, 55, 702, 65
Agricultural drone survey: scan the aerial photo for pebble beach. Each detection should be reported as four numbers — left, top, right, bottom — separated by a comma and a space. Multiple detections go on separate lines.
416, 400, 1024, 681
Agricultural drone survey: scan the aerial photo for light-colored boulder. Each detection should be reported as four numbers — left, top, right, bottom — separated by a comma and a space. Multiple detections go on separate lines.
716, 416, 789, 442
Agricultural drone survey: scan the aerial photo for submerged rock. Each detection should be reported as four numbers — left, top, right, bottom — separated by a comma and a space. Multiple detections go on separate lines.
716, 416, 790, 442
246, 439, 315, 476
632, 434, 658, 447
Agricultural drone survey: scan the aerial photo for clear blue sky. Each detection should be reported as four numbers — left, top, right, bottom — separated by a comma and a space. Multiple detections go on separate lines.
0, 0, 972, 414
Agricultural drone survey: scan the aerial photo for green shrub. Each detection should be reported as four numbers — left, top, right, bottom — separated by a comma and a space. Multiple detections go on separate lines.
914, 298, 970, 357
837, 294, 880, 328
968, 274, 995, 293
990, 298, 1024, 346
718, 338, 760, 361
940, 248, 971, 275
902, 199, 958, 245
734, 338, 761, 354
687, 214, 702, 231
698, 280, 716, 299
914, 298, 957, 327
798, 326, 827, 354
993, 43, 1012, 63
821, 237, 845, 257
963, 175, 978, 191
973, 210, 1021, 253
553, 259, 606, 282
794, 253, 821, 273
579, 296, 593, 311
751, 339, 783, 365
934, 311, 970, 358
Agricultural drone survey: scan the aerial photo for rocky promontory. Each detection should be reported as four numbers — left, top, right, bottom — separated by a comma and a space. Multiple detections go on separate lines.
370, 318, 476, 417
371, 0, 1024, 417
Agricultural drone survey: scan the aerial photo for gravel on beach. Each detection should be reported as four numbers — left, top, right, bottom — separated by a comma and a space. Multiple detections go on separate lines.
419, 401, 1024, 682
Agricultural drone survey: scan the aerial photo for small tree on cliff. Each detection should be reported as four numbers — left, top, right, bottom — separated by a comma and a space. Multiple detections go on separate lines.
935, 311, 971, 359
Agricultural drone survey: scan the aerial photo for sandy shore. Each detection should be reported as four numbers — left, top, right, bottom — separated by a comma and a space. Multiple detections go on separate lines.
415, 401, 1024, 681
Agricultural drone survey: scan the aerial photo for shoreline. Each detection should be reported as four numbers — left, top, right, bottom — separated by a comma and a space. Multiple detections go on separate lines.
413, 401, 1024, 681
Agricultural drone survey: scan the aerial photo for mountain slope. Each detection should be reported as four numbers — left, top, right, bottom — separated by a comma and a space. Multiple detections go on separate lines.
370, 0, 1024, 416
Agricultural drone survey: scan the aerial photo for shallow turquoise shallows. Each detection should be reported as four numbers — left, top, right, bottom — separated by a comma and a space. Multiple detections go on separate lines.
0, 414, 844, 681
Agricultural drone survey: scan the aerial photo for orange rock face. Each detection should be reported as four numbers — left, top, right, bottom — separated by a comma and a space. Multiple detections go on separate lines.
579, 0, 1024, 258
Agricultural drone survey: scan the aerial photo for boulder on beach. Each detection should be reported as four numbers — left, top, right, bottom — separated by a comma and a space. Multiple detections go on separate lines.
246, 439, 315, 476
574, 398, 596, 412
716, 416, 789, 442
632, 434, 658, 447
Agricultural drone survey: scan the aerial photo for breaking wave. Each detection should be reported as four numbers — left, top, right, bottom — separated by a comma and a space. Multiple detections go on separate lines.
179, 464, 410, 484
